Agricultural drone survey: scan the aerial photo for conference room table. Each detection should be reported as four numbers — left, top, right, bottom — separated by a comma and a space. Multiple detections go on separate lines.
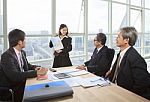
26, 66, 150, 102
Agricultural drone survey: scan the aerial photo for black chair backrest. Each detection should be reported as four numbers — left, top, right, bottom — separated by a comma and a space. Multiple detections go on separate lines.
107, 48, 115, 67
0, 87, 14, 102
0, 64, 14, 102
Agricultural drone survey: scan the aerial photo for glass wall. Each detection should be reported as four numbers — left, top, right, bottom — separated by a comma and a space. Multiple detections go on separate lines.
145, 0, 150, 8
7, 0, 52, 61
112, 0, 127, 3
0, 0, 149, 67
7, 0, 52, 34
0, 0, 3, 55
56, 0, 84, 33
144, 10, 150, 56
88, 0, 108, 33
112, 3, 127, 33
0, 0, 2, 35
131, 0, 142, 7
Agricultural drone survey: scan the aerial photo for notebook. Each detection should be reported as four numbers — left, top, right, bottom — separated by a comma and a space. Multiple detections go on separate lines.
24, 81, 73, 102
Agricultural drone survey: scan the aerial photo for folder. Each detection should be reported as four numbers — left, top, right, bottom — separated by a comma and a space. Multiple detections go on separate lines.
50, 36, 64, 50
23, 81, 73, 102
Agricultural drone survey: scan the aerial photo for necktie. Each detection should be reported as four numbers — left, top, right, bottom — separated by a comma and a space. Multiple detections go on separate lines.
112, 55, 121, 83
92, 49, 98, 59
18, 52, 24, 72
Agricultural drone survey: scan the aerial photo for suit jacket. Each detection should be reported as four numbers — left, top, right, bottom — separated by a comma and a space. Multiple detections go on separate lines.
49, 36, 72, 68
109, 47, 150, 99
85, 46, 111, 76
0, 47, 37, 101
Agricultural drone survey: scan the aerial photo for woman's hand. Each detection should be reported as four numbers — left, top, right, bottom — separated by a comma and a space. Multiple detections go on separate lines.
55, 50, 62, 53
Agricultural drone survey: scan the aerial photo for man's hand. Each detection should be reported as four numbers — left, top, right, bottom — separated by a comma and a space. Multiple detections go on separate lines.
35, 67, 42, 70
76, 65, 86, 70
105, 70, 111, 78
36, 68, 48, 76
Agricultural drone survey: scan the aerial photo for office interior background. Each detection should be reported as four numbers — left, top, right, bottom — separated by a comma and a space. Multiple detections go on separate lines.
0, 0, 150, 72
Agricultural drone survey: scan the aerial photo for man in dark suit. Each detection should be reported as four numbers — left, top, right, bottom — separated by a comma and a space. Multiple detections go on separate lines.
76, 33, 114, 76
106, 27, 150, 100
0, 29, 48, 102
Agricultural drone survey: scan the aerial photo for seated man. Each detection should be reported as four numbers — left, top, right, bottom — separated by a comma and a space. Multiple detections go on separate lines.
77, 33, 114, 77
0, 29, 48, 102
106, 27, 150, 100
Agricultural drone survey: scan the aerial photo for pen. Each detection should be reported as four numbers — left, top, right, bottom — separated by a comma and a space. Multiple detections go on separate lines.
102, 77, 111, 84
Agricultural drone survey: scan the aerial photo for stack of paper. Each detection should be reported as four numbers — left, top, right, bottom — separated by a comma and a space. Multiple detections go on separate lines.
77, 76, 111, 88
67, 70, 89, 76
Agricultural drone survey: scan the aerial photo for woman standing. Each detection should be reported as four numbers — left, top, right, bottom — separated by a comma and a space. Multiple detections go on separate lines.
49, 24, 72, 68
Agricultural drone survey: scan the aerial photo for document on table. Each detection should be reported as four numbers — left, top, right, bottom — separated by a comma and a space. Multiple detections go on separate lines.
50, 36, 64, 50
57, 68, 90, 76
67, 70, 90, 76
48, 73, 81, 87
54, 77, 81, 87
77, 76, 111, 88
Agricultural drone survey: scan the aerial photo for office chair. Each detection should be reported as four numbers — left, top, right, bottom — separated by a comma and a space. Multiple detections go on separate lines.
0, 87, 14, 102
107, 48, 115, 67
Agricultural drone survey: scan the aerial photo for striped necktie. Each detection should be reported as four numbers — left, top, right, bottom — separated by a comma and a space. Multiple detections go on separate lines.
112, 55, 121, 83
18, 52, 24, 72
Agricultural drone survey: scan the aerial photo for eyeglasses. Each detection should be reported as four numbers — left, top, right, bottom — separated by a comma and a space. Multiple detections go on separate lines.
94, 39, 97, 41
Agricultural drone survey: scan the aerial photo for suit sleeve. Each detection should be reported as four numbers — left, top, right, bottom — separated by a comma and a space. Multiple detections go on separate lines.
129, 54, 150, 93
1, 52, 37, 82
61, 37, 72, 54
84, 60, 90, 66
49, 40, 53, 48
87, 52, 110, 76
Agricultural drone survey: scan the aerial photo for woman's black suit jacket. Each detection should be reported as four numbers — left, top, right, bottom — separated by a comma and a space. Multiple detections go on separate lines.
49, 36, 72, 68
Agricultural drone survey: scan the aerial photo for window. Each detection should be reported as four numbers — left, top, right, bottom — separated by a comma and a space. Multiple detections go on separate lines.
24, 37, 51, 61
144, 10, 150, 55
88, 0, 108, 33
0, 0, 3, 35
7, 0, 52, 34
130, 8, 141, 32
56, 0, 84, 33
7, 0, 52, 61
88, 35, 96, 58
145, 0, 150, 8
0, 0, 3, 55
131, 0, 142, 7
112, 0, 127, 3
0, 38, 3, 55
112, 3, 127, 33
145, 10, 150, 33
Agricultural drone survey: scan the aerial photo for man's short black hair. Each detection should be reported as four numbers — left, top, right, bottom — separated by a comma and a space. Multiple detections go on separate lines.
8, 29, 25, 47
96, 33, 106, 45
